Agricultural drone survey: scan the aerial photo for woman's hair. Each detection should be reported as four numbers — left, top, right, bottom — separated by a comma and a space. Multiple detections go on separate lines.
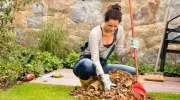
104, 4, 122, 22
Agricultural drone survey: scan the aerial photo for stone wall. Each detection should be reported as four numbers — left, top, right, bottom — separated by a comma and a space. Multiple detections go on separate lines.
13, 0, 180, 64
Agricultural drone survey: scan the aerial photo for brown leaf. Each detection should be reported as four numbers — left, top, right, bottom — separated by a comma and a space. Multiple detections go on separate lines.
125, 80, 133, 87
70, 69, 154, 100
90, 80, 101, 90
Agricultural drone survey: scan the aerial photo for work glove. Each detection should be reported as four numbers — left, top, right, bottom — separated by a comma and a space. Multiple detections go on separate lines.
130, 38, 139, 50
101, 74, 116, 90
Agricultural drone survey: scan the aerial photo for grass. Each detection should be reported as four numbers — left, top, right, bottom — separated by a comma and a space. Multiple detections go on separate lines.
0, 83, 75, 100
39, 24, 68, 58
0, 83, 180, 100
148, 92, 180, 100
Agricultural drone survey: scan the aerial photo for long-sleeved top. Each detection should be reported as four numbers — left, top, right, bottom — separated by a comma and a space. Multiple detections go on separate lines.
84, 25, 130, 75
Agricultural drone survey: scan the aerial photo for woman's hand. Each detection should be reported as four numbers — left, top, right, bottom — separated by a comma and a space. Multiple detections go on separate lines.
101, 74, 116, 90
130, 38, 139, 50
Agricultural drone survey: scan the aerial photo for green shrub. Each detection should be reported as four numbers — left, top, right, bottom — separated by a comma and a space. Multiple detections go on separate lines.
138, 62, 154, 74
0, 58, 22, 89
63, 50, 80, 68
125, 60, 180, 76
36, 51, 63, 73
39, 24, 68, 58
0, 45, 64, 89
0, 0, 59, 89
0, 0, 35, 55
164, 61, 180, 77
108, 52, 120, 64
126, 61, 154, 75
15, 46, 63, 75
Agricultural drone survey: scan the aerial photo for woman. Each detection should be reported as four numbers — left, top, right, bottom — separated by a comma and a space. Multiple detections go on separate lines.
73, 4, 139, 90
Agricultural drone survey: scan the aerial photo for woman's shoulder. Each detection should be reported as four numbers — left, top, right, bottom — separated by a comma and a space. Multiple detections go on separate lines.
118, 24, 123, 31
116, 25, 124, 39
89, 25, 102, 41
91, 25, 101, 32
90, 25, 101, 36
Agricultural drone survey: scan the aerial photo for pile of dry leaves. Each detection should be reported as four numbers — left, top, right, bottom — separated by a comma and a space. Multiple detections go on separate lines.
70, 69, 158, 100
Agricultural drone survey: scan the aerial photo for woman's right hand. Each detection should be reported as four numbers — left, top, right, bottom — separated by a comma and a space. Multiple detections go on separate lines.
101, 74, 116, 90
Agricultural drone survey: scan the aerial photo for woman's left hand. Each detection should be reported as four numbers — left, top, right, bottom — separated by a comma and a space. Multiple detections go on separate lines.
130, 38, 139, 49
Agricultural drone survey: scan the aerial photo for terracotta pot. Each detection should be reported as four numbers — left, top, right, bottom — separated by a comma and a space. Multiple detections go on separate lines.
26, 74, 35, 81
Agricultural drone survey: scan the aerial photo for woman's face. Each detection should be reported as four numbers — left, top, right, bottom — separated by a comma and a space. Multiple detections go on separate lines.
104, 19, 119, 33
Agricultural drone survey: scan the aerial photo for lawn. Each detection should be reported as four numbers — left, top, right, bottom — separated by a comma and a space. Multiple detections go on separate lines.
0, 83, 74, 100
148, 92, 180, 100
0, 83, 180, 100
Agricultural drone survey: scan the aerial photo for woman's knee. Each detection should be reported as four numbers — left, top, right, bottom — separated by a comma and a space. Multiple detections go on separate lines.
130, 67, 136, 75
124, 65, 136, 75
73, 59, 95, 79
105, 64, 136, 75
82, 59, 94, 71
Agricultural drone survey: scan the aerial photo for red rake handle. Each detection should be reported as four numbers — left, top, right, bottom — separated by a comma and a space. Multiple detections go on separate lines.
129, 0, 139, 82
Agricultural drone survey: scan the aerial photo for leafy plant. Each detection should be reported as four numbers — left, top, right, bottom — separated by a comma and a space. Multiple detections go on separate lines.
0, 0, 40, 58
164, 61, 180, 77
126, 61, 154, 75
63, 50, 80, 68
36, 51, 63, 72
0, 55, 22, 89
15, 46, 63, 75
0, 0, 31, 58
108, 52, 120, 64
39, 24, 68, 58
0, 0, 65, 89
0, 45, 64, 89
138, 62, 154, 74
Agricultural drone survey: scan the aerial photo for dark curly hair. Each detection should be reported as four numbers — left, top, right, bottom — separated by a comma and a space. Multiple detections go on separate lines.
104, 4, 122, 23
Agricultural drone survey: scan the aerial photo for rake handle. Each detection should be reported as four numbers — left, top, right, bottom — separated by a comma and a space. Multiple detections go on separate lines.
129, 0, 139, 82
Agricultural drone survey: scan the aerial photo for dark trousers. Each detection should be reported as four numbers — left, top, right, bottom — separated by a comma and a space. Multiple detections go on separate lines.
73, 58, 136, 80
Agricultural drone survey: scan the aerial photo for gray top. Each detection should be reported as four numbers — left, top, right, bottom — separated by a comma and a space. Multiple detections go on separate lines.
84, 25, 129, 75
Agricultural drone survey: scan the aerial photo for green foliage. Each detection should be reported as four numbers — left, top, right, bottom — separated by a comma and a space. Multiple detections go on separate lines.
36, 52, 63, 73
39, 24, 68, 58
0, 46, 63, 89
0, 58, 22, 89
0, 0, 65, 89
63, 50, 80, 68
0, 0, 36, 56
138, 62, 154, 75
124, 60, 180, 76
107, 52, 120, 64
164, 61, 180, 77
126, 61, 154, 75
0, 0, 30, 58
0, 0, 13, 31
14, 46, 63, 76
0, 0, 34, 32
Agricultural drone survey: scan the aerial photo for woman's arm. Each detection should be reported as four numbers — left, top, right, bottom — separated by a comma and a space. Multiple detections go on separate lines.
89, 29, 104, 76
116, 26, 131, 58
